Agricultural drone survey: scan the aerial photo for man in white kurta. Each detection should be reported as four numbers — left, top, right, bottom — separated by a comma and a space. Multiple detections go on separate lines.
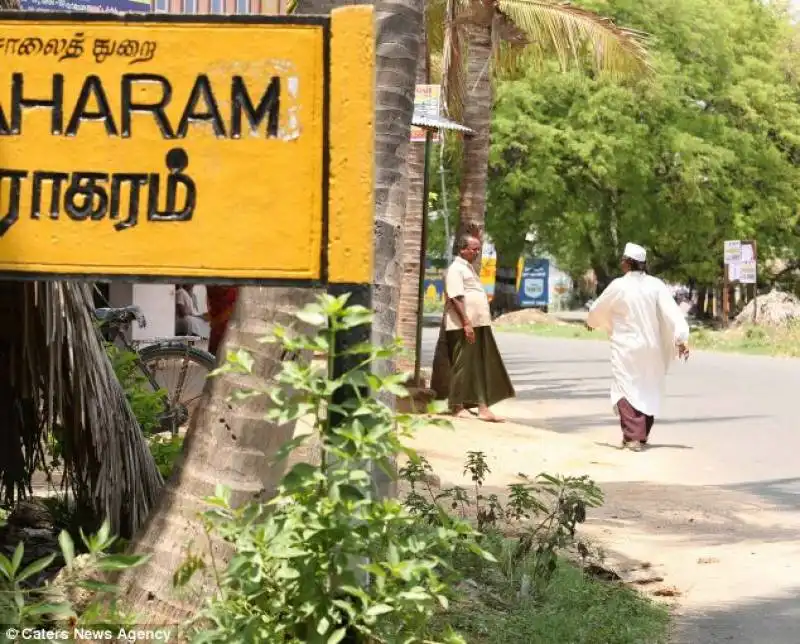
587, 243, 690, 451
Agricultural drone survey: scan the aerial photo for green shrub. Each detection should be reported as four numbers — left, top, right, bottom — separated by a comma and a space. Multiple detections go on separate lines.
401, 451, 604, 595
148, 435, 185, 479
105, 343, 166, 435
0, 520, 147, 631
175, 294, 489, 644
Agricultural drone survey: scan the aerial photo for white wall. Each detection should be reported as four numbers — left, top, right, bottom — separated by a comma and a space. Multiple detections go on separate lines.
108, 283, 176, 341
108, 283, 211, 342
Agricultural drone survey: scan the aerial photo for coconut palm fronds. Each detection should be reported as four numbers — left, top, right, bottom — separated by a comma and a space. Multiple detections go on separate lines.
0, 281, 163, 537
0, 282, 45, 505
439, 0, 468, 124
495, 0, 650, 77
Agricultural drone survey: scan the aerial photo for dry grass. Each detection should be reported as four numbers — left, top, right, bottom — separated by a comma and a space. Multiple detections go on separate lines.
690, 323, 800, 358
496, 320, 800, 358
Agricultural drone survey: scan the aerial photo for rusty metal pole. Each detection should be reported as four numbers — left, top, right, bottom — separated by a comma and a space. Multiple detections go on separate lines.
722, 262, 729, 327
413, 129, 433, 384
752, 239, 758, 325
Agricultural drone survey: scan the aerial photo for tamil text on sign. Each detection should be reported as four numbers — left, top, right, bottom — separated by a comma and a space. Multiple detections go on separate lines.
0, 12, 373, 285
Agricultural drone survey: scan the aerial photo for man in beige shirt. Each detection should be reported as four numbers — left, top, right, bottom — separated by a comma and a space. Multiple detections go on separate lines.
443, 235, 515, 422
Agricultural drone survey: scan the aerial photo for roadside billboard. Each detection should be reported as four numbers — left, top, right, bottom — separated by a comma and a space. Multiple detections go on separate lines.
518, 258, 550, 308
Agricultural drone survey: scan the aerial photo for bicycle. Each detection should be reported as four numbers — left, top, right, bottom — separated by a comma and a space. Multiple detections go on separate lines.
95, 304, 216, 436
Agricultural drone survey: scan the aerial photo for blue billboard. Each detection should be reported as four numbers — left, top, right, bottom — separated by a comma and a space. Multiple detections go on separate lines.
20, 0, 150, 13
518, 258, 549, 308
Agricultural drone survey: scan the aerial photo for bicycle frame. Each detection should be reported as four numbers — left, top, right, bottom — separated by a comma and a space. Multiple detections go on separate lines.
102, 320, 196, 435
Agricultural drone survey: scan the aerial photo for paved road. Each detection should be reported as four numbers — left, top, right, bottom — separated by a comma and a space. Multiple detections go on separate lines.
422, 329, 800, 644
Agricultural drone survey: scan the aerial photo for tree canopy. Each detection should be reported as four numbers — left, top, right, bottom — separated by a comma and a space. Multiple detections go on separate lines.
486, 0, 800, 288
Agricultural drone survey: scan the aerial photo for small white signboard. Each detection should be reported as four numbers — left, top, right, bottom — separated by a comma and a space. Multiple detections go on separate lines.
724, 240, 742, 264
738, 261, 757, 284
410, 84, 442, 143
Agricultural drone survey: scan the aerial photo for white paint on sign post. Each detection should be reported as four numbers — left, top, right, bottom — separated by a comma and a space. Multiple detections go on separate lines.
724, 240, 742, 264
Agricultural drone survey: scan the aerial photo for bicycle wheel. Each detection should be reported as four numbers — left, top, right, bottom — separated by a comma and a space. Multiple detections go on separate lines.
138, 343, 216, 436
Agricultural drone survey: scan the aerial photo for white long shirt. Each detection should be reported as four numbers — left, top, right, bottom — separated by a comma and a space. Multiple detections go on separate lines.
587, 272, 690, 417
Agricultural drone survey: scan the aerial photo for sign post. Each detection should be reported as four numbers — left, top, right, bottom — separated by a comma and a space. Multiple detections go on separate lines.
723, 239, 757, 326
409, 84, 440, 143
0, 5, 376, 435
517, 258, 550, 309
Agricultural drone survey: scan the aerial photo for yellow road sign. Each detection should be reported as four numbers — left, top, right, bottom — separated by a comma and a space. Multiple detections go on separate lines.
0, 8, 374, 285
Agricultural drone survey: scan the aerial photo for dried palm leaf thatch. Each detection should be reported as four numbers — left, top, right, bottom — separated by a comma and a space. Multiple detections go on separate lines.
0, 280, 162, 537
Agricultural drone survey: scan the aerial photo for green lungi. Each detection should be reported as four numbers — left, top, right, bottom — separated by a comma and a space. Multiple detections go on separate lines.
446, 326, 515, 409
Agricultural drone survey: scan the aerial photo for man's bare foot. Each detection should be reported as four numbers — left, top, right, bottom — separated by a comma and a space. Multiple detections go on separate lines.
477, 408, 505, 423
451, 407, 471, 419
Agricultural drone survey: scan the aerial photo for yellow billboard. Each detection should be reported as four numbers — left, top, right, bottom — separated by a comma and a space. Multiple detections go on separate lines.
0, 13, 372, 284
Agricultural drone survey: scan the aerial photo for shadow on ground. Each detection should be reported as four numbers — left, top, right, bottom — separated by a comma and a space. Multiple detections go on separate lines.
502, 410, 768, 435
418, 475, 800, 549
587, 479, 800, 547
671, 590, 800, 644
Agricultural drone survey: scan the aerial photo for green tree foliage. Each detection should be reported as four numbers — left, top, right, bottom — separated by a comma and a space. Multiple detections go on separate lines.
487, 0, 800, 289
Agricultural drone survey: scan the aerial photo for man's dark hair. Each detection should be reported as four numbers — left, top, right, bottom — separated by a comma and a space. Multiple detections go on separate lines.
458, 234, 478, 251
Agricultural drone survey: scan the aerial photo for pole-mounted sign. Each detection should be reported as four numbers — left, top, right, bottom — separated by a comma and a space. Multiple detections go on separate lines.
0, 9, 374, 290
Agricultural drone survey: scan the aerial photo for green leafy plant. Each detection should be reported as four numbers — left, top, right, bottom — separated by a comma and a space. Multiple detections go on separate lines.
401, 452, 603, 594
148, 434, 185, 479
174, 294, 490, 644
105, 343, 166, 435
0, 520, 148, 631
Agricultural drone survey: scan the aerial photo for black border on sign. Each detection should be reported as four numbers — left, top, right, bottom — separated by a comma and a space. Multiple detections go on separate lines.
0, 11, 332, 288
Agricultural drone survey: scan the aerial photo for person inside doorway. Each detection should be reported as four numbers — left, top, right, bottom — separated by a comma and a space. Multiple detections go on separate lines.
175, 284, 207, 337
444, 234, 515, 422
586, 243, 690, 451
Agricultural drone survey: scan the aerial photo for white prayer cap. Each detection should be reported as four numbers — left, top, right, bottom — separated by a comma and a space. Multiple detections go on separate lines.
623, 242, 647, 263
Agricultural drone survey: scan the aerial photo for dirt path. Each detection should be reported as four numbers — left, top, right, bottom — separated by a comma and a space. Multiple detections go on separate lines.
407, 399, 800, 644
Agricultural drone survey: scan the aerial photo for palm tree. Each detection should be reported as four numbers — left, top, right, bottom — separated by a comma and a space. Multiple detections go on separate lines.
397, 18, 430, 380
399, 1, 648, 379
120, 288, 314, 624
120, 286, 316, 623
0, 280, 163, 536
449, 0, 650, 243
123, 0, 423, 622
422, 1, 649, 394
295, 0, 423, 496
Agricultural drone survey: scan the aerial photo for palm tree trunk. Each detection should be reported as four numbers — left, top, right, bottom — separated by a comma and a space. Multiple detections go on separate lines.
370, 0, 421, 501
296, 0, 421, 499
431, 17, 492, 397
492, 241, 523, 317
123, 0, 422, 621
120, 286, 315, 624
293, 0, 421, 364
457, 21, 493, 242
397, 21, 429, 380
371, 0, 423, 362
